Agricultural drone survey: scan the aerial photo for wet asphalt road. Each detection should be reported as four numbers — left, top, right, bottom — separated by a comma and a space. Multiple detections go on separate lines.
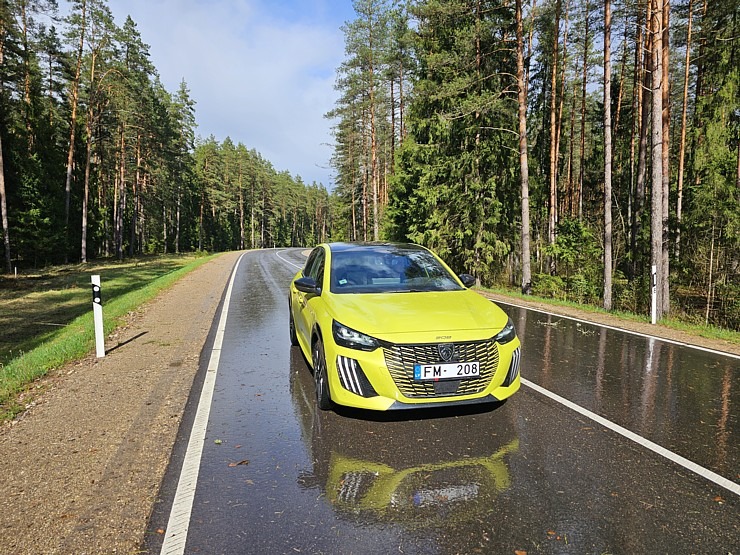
150, 248, 738, 554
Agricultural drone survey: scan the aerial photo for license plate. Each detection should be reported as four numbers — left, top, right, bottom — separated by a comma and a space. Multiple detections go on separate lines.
414, 362, 480, 381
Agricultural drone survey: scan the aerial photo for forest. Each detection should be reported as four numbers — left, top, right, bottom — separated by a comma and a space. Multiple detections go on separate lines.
0, 0, 334, 271
0, 0, 738, 330
328, 0, 738, 329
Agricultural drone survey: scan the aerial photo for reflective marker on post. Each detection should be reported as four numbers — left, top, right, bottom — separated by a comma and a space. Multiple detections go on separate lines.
91, 275, 105, 357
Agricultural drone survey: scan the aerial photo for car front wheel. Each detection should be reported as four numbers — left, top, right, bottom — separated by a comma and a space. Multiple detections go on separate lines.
312, 338, 331, 410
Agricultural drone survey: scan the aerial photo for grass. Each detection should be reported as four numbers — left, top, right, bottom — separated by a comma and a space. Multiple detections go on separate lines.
479, 285, 740, 345
0, 252, 218, 419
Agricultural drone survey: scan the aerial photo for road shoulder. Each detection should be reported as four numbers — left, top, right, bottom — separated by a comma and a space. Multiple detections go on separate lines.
0, 251, 242, 554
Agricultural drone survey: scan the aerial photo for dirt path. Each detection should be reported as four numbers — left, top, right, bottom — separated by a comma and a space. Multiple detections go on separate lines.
0, 251, 241, 554
0, 251, 736, 554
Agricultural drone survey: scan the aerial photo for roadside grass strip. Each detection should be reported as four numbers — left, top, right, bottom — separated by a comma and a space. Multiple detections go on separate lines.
0, 254, 216, 419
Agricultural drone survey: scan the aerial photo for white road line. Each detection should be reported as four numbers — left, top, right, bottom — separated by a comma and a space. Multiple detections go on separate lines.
495, 299, 740, 360
276, 248, 303, 270
521, 377, 740, 497
160, 252, 246, 555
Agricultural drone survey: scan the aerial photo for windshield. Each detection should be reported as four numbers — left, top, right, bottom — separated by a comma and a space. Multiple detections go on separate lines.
329, 245, 463, 294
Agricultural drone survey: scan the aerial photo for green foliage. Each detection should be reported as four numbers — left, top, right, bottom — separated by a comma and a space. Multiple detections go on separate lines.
531, 273, 566, 300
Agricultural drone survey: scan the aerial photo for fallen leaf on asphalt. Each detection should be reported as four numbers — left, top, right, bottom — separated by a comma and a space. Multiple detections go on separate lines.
514, 550, 527, 555
713, 496, 724, 503
214, 439, 223, 445
157, 529, 165, 535
228, 459, 250, 467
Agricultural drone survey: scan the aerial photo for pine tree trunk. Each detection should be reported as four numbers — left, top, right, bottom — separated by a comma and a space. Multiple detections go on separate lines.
548, 0, 562, 268
130, 134, 141, 257
603, 0, 613, 310
633, 0, 652, 277
705, 223, 715, 325
81, 49, 98, 263
675, 0, 693, 261
661, 0, 670, 315
566, 55, 578, 215
578, 0, 590, 220
516, 0, 532, 295
614, 37, 628, 139
0, 134, 10, 273
81, 108, 93, 263
21, 3, 33, 152
555, 1, 570, 219
650, 0, 664, 321
0, 15, 9, 273
64, 0, 87, 262
239, 160, 245, 250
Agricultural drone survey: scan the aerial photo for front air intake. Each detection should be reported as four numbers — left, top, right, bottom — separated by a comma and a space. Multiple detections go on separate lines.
336, 356, 378, 398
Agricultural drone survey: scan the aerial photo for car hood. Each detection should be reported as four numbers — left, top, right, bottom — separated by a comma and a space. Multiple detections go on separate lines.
328, 290, 509, 341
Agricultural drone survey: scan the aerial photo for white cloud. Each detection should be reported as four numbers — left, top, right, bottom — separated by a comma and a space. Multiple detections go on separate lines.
104, 0, 352, 187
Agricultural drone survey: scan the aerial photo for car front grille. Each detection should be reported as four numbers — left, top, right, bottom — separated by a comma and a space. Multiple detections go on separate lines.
383, 339, 500, 398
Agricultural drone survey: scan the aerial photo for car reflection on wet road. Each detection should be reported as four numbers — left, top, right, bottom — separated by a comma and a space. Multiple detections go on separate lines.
149, 248, 738, 555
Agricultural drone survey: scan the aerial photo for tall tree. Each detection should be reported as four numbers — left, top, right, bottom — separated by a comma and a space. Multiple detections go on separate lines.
62, 0, 86, 261
548, 0, 562, 266
650, 0, 665, 321
603, 0, 613, 310
516, 0, 532, 294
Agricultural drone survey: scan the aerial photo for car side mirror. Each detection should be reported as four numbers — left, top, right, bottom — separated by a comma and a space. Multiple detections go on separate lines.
459, 274, 476, 288
295, 276, 320, 295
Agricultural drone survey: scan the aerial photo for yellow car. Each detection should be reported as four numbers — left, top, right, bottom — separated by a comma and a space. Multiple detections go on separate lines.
289, 242, 521, 411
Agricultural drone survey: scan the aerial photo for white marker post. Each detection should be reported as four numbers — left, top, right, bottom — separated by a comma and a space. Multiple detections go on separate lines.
91, 275, 105, 357
650, 265, 657, 325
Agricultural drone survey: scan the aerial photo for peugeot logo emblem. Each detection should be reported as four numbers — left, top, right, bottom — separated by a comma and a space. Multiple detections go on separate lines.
438, 343, 455, 362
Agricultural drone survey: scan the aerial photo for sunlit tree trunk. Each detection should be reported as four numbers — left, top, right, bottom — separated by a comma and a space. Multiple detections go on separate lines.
578, 0, 591, 220
64, 0, 86, 262
661, 0, 670, 315
675, 0, 693, 261
516, 0, 532, 294
650, 0, 665, 320
0, 14, 9, 273
633, 0, 652, 277
81, 49, 98, 263
603, 0, 613, 310
548, 0, 562, 268
0, 134, 9, 273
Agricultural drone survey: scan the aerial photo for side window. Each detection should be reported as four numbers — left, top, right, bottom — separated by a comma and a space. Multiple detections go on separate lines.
307, 249, 326, 291
303, 248, 320, 277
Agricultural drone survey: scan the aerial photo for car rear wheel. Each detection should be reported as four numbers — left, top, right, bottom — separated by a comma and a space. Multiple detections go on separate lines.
312, 338, 331, 410
289, 303, 299, 346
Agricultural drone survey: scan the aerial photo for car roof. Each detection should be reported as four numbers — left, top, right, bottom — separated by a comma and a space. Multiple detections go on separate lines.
326, 242, 428, 255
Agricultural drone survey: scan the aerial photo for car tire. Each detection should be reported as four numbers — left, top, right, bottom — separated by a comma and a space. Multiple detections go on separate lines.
312, 338, 331, 410
289, 303, 299, 346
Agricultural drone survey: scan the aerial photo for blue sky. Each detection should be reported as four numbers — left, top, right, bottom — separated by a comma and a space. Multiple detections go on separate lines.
104, 0, 358, 188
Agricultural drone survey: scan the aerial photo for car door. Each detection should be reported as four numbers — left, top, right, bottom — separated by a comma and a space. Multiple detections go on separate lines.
295, 247, 325, 342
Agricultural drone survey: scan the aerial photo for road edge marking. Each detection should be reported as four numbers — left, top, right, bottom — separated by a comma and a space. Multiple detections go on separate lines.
521, 377, 740, 497
160, 252, 246, 555
276, 248, 304, 270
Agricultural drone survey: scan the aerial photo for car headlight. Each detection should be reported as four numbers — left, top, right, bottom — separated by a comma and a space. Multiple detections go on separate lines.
333, 320, 379, 351
493, 317, 517, 345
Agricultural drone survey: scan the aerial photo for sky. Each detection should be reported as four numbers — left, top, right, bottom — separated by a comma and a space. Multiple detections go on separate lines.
103, 0, 358, 189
